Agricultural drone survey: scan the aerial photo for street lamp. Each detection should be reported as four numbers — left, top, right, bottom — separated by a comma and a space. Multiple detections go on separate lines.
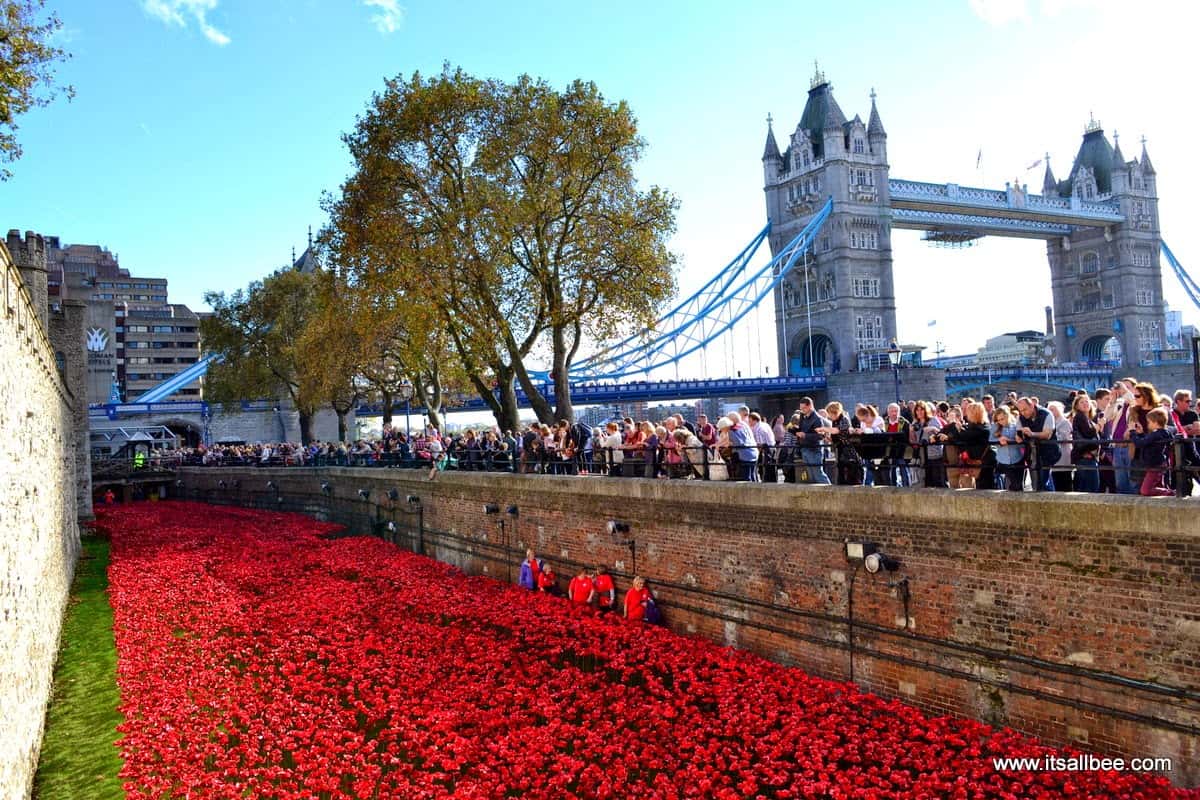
887, 339, 903, 405
399, 379, 414, 439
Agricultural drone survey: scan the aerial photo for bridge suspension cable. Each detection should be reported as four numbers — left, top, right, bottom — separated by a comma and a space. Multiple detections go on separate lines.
1161, 241, 1200, 311
570, 198, 834, 381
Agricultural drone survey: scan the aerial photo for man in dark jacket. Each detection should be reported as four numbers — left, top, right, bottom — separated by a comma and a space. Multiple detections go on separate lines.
795, 397, 830, 484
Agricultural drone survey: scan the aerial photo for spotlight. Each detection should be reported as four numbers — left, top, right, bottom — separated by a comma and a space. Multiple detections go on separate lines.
607, 520, 630, 535
357, 488, 370, 500
175, 479, 184, 488
864, 552, 901, 574
406, 495, 420, 504
266, 480, 277, 491
506, 505, 519, 516
218, 480, 227, 489
231, 479, 241, 490
321, 482, 333, 495
483, 503, 500, 514
386, 488, 400, 501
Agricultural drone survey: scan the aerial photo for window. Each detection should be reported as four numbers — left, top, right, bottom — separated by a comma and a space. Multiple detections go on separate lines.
129, 357, 150, 365
1135, 288, 1155, 306
821, 236, 831, 253
1138, 320, 1161, 355
793, 152, 803, 172
127, 325, 149, 333
855, 315, 885, 352
114, 326, 124, 333
152, 325, 174, 333
152, 295, 167, 302
1102, 294, 1115, 309
1132, 249, 1152, 267
850, 168, 873, 187
1133, 177, 1145, 190
852, 277, 880, 298
1072, 298, 1084, 314
853, 138, 865, 154
97, 293, 113, 300
804, 151, 811, 167
849, 231, 878, 250
134, 282, 148, 289
1081, 252, 1099, 274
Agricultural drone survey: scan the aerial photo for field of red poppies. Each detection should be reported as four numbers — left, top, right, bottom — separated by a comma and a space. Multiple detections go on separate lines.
97, 502, 1192, 799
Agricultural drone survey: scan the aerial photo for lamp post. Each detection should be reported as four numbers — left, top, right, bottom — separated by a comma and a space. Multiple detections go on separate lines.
399, 380, 413, 439
887, 339, 902, 405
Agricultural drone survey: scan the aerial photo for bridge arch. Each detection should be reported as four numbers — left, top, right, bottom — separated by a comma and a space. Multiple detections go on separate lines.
789, 331, 839, 375
1080, 334, 1122, 364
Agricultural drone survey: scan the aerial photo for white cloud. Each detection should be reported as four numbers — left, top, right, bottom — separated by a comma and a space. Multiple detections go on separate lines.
364, 0, 404, 34
142, 0, 230, 46
968, 0, 1030, 26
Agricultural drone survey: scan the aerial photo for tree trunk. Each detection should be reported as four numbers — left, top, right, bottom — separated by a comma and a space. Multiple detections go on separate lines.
380, 389, 393, 426
551, 323, 574, 422
512, 358, 555, 425
298, 409, 315, 445
336, 410, 349, 442
495, 375, 520, 433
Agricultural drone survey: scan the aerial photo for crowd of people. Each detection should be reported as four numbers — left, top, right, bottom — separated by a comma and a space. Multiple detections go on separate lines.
517, 548, 660, 623
175, 377, 1199, 497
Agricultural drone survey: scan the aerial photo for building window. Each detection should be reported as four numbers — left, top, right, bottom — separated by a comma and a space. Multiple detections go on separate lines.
152, 325, 173, 333
1135, 288, 1155, 306
1081, 253, 1099, 274
1102, 294, 1115, 309
819, 273, 836, 301
821, 236, 830, 253
1132, 249, 1152, 267
849, 231, 878, 250
128, 325, 149, 332
853, 138, 865, 154
852, 277, 880, 298
1138, 320, 1161, 355
855, 315, 885, 352
803, 151, 811, 167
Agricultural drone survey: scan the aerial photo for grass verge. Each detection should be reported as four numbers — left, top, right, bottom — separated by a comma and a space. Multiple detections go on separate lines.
33, 535, 124, 799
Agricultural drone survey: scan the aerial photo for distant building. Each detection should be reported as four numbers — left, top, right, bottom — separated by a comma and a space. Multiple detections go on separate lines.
1164, 307, 1183, 349
46, 237, 201, 404
976, 330, 1049, 367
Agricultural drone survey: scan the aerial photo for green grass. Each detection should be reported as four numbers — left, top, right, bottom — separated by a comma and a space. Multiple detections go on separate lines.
33, 536, 124, 800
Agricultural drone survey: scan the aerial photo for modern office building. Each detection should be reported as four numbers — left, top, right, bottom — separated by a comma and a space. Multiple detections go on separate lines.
45, 238, 201, 404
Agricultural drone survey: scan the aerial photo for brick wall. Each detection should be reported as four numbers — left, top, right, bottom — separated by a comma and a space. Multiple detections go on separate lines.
0, 243, 82, 799
179, 467, 1200, 785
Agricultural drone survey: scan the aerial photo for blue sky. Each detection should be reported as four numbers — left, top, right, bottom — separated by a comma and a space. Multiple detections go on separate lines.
3, 0, 1197, 375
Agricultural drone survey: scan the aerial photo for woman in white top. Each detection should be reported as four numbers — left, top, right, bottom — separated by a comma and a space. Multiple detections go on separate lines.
1048, 400, 1074, 492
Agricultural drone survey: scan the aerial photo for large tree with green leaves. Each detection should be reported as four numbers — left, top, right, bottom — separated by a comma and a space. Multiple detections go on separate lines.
201, 269, 321, 444
1, 0, 73, 178
323, 66, 677, 430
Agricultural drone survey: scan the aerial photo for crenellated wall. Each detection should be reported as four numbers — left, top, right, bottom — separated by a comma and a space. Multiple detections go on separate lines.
178, 466, 1200, 786
0, 241, 82, 799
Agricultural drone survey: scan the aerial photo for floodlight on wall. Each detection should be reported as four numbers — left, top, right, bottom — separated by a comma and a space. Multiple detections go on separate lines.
406, 495, 420, 505
483, 503, 500, 514
218, 480, 227, 490
506, 505, 519, 516
231, 479, 241, 490
386, 488, 400, 501
607, 520, 630, 535
175, 479, 184, 489
266, 481, 277, 491
864, 552, 901, 574
321, 482, 333, 495
357, 488, 371, 500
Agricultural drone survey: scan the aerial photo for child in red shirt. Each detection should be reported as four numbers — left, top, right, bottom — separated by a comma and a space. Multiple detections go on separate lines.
624, 575, 653, 621
568, 569, 594, 605
592, 566, 616, 612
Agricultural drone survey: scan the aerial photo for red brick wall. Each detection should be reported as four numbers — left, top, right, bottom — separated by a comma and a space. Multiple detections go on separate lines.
179, 467, 1200, 783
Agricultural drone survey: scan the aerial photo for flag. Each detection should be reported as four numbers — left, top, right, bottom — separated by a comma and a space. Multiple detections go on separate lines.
1026, 158, 1043, 171
976, 149, 982, 169
927, 320, 937, 327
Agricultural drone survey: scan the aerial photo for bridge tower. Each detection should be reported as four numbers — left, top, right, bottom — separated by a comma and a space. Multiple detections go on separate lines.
764, 66, 895, 376
1044, 118, 1165, 368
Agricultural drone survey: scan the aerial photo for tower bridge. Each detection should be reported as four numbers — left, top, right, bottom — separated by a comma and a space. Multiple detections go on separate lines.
764, 67, 1168, 377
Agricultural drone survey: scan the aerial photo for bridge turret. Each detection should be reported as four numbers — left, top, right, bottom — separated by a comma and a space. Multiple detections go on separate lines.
761, 114, 782, 187
1041, 154, 1057, 195
1109, 132, 1129, 194
867, 88, 887, 162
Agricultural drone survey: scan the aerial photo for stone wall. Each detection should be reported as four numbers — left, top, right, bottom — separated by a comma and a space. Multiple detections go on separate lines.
0, 242, 82, 799
179, 467, 1200, 785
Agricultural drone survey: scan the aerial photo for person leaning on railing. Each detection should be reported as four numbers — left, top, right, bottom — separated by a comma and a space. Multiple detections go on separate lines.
1070, 394, 1101, 493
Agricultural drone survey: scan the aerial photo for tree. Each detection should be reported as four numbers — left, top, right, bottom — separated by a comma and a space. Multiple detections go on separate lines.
1, 0, 73, 179
323, 66, 677, 431
201, 269, 321, 444
295, 270, 362, 442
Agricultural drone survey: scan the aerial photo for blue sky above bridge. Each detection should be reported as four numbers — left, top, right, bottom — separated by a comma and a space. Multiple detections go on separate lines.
1, 0, 1196, 375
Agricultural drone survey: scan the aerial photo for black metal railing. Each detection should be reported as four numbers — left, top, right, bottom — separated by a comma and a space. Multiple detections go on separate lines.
174, 431, 1200, 497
